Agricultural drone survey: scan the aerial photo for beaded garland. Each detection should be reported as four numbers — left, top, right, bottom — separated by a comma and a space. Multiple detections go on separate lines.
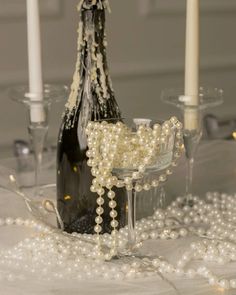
85, 117, 183, 258
1, 192, 236, 291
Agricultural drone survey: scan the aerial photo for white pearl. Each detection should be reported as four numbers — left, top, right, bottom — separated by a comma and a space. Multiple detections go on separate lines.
109, 200, 117, 209
90, 185, 97, 193
193, 216, 200, 224
110, 220, 118, 228
135, 184, 142, 192
154, 209, 165, 220
94, 225, 102, 233
151, 180, 159, 187
96, 207, 104, 215
114, 272, 125, 280
179, 228, 188, 237
121, 264, 131, 273
110, 210, 117, 218
116, 181, 124, 188
132, 172, 141, 179
153, 123, 161, 130
5, 218, 14, 225
166, 169, 173, 175
217, 257, 226, 265
160, 232, 167, 240
24, 219, 31, 227
95, 216, 103, 224
156, 220, 164, 228
126, 184, 133, 191
143, 184, 151, 191
15, 218, 24, 226
170, 231, 179, 240
141, 232, 149, 240
159, 175, 167, 182
152, 259, 160, 267
150, 232, 158, 239
230, 279, 236, 288
124, 177, 132, 185
138, 165, 145, 173
219, 279, 230, 289
108, 191, 115, 199
96, 197, 104, 205
209, 276, 218, 286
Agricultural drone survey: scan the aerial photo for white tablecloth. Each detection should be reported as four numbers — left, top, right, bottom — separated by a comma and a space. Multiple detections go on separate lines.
0, 141, 236, 295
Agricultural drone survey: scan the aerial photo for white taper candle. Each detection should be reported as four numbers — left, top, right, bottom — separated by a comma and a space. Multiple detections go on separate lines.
26, 0, 44, 123
184, 0, 200, 130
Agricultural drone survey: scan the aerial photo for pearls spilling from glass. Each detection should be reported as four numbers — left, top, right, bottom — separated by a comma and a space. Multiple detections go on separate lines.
1, 192, 236, 291
85, 117, 183, 257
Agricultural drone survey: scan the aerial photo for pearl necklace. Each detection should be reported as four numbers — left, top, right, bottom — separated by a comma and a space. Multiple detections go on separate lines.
1, 192, 236, 291
85, 117, 183, 258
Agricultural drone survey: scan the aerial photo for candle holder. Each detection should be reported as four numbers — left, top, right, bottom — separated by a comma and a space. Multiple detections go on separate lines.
161, 87, 223, 204
9, 84, 68, 196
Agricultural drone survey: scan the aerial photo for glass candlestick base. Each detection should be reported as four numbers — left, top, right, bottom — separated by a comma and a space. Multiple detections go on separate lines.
9, 84, 68, 196
161, 87, 223, 203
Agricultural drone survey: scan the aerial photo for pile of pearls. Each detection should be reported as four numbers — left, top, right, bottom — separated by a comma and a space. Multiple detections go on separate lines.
86, 117, 183, 171
1, 192, 236, 291
85, 117, 183, 257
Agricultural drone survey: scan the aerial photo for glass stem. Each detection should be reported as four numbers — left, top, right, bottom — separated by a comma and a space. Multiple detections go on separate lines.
34, 148, 43, 195
159, 185, 166, 209
28, 125, 48, 196
127, 184, 137, 250
186, 157, 194, 203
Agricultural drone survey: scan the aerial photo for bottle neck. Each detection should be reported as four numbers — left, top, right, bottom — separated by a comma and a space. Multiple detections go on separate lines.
80, 0, 108, 12
64, 3, 121, 127
81, 8, 106, 54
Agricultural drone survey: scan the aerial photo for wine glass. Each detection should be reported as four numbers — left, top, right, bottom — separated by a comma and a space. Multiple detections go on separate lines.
161, 87, 223, 204
109, 117, 182, 255
9, 84, 68, 196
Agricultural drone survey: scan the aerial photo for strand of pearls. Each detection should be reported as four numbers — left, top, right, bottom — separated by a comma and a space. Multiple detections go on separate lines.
86, 117, 183, 259
1, 192, 236, 290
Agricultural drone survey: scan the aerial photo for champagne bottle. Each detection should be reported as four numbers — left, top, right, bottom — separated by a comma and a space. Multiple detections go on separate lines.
57, 0, 126, 234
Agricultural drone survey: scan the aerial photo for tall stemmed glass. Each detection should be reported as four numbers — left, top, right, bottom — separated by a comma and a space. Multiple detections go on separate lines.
9, 84, 68, 195
112, 118, 180, 253
161, 87, 223, 203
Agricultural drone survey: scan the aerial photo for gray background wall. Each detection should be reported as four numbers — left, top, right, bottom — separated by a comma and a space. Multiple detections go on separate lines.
0, 0, 236, 154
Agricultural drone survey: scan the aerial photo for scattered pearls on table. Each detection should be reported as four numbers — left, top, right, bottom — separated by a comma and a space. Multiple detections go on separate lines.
1, 191, 236, 292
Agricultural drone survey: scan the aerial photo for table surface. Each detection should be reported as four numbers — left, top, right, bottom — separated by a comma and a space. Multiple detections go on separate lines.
0, 140, 236, 295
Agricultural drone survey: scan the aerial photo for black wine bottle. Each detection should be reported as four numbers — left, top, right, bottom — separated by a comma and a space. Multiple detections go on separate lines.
57, 0, 126, 234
